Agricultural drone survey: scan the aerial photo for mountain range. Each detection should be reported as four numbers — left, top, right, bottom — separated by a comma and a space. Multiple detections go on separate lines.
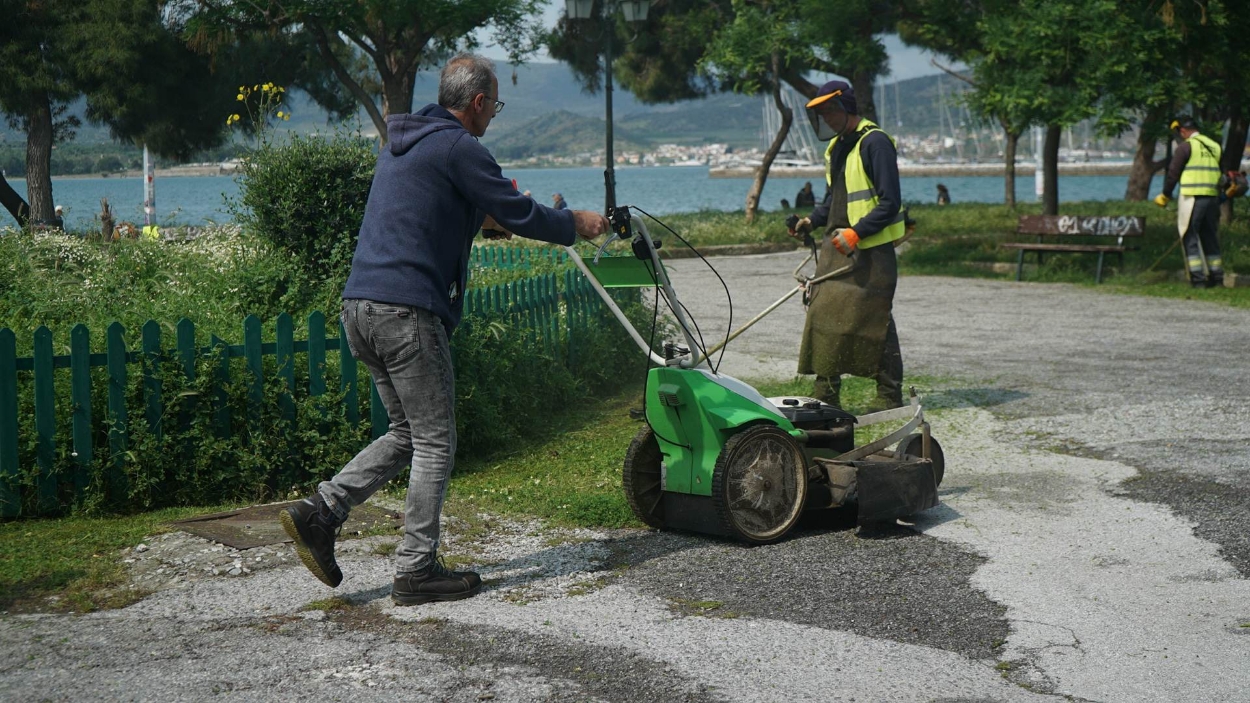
1, 62, 983, 159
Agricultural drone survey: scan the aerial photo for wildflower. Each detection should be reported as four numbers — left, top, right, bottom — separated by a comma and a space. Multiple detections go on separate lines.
236, 93, 244, 101
282, 113, 290, 121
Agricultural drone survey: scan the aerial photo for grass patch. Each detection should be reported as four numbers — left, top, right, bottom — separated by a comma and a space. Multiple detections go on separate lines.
669, 597, 740, 618
301, 596, 352, 612
0, 503, 243, 613
370, 541, 398, 557
443, 389, 645, 530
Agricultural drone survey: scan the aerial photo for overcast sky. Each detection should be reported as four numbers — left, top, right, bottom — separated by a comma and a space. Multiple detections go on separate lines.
476, 3, 946, 83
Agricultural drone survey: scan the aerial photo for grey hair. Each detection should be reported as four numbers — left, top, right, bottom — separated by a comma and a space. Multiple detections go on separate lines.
438, 53, 496, 111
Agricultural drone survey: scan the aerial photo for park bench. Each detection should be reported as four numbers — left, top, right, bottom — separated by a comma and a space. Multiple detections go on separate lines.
1001, 215, 1145, 284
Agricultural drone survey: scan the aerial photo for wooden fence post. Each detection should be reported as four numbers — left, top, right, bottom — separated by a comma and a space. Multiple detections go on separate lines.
33, 326, 57, 513
211, 334, 230, 438
176, 318, 196, 434
70, 324, 92, 501
141, 320, 162, 442
370, 379, 386, 439
106, 322, 129, 502
276, 313, 295, 426
243, 315, 263, 434
0, 328, 19, 517
308, 311, 326, 399
339, 319, 359, 424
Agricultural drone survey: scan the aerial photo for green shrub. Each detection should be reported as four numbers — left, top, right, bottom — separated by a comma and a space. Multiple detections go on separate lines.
2, 282, 639, 516
0, 228, 308, 345
231, 134, 376, 280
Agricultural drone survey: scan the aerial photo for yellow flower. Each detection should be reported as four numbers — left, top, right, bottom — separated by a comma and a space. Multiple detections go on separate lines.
282, 113, 290, 121
253, 84, 259, 91
276, 110, 284, 118
236, 94, 244, 101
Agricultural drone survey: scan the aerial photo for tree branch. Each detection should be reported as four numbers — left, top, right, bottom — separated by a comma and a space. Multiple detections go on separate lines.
311, 22, 387, 139
343, 30, 382, 65
930, 58, 977, 86
0, 175, 30, 228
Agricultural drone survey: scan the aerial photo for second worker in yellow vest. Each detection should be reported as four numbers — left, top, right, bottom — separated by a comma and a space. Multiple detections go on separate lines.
788, 80, 906, 411
1154, 116, 1225, 288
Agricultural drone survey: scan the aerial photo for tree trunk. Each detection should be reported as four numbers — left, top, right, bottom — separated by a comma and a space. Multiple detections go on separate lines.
1220, 105, 1248, 224
1042, 124, 1061, 216
0, 176, 30, 227
1002, 123, 1019, 209
25, 93, 56, 224
100, 198, 114, 241
1125, 107, 1169, 201
745, 56, 793, 224
850, 70, 877, 124
381, 66, 416, 124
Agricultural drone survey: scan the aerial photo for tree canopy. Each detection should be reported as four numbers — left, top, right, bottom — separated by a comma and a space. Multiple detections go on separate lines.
0, 0, 234, 225
180, 0, 547, 140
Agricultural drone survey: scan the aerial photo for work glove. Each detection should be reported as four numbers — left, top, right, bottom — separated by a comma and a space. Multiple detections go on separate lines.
786, 216, 812, 238
1153, 193, 1171, 208
831, 228, 860, 255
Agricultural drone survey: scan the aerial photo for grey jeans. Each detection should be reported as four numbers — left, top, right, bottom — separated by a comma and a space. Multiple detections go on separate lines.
318, 299, 456, 574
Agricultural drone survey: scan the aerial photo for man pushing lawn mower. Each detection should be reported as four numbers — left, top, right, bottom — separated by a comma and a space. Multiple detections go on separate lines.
280, 53, 609, 605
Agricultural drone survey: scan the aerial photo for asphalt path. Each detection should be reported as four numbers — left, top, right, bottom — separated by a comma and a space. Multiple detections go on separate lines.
3, 252, 1249, 702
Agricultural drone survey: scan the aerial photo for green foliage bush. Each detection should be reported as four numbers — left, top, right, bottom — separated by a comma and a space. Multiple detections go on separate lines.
0, 228, 306, 345
1, 233, 639, 515
232, 134, 376, 282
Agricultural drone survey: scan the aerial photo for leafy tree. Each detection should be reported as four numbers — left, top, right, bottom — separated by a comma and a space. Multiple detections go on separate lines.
699, 0, 806, 222
899, 0, 1028, 207
182, 0, 547, 141
548, 0, 898, 219
0, 0, 235, 227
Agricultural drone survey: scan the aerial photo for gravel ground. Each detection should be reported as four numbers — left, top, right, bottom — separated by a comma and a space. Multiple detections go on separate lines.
3, 253, 1249, 702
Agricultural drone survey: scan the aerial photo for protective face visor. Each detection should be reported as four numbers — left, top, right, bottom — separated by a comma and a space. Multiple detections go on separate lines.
806, 91, 848, 141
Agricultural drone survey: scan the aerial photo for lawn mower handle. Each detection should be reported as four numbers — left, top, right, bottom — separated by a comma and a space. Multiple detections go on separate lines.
564, 214, 704, 369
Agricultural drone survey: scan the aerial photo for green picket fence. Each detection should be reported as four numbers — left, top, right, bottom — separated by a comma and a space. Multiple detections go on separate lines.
0, 270, 610, 518
469, 243, 570, 270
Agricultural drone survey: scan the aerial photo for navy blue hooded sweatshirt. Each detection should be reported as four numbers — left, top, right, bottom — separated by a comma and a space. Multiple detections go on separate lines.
342, 104, 576, 331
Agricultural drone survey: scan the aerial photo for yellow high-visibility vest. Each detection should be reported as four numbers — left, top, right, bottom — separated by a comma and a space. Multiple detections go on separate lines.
824, 118, 906, 249
1180, 132, 1222, 197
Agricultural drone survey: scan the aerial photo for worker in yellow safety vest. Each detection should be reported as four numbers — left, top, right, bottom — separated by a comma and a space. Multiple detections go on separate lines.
1154, 116, 1224, 288
788, 80, 907, 411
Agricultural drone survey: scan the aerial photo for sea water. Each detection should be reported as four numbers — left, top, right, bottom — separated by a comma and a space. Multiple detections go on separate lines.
11, 166, 1142, 231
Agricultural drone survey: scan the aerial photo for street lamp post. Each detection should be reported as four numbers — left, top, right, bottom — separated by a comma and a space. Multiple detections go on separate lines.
565, 0, 650, 213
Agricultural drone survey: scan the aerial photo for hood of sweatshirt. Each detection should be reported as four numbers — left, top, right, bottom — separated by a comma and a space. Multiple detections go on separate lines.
387, 104, 463, 155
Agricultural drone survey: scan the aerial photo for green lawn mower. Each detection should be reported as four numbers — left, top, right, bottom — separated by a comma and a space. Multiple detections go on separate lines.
565, 207, 944, 545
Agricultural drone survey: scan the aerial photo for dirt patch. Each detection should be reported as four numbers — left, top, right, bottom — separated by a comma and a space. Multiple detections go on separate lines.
171, 501, 402, 549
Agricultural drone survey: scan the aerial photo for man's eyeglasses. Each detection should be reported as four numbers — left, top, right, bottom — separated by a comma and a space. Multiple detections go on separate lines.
485, 96, 505, 115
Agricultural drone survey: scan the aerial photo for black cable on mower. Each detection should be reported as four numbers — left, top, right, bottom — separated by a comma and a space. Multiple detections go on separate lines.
639, 258, 692, 450
628, 205, 733, 374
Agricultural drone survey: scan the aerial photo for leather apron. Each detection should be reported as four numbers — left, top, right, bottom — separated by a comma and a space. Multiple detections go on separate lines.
796, 227, 897, 379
